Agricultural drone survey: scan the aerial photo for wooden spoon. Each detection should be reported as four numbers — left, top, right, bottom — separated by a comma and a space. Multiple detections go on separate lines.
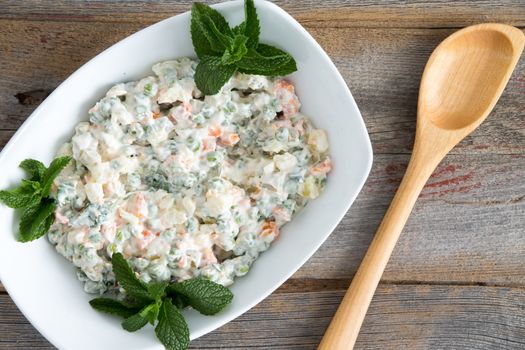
318, 23, 525, 350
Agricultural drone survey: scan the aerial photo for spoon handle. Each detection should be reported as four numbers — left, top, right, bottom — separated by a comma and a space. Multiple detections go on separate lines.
318, 150, 438, 350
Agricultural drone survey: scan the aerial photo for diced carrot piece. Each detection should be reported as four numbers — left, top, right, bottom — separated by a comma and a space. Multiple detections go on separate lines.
219, 132, 240, 146
272, 207, 291, 222
275, 79, 295, 93
260, 220, 279, 238
202, 138, 216, 152
311, 158, 332, 175
274, 79, 300, 117
208, 125, 223, 137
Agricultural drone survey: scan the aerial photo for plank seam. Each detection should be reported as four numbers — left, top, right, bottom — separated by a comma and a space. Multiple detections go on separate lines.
0, 16, 522, 30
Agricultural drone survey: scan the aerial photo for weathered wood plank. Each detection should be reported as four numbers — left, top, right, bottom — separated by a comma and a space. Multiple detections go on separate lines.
296, 153, 525, 285
0, 0, 524, 28
1, 22, 523, 154
1, 284, 524, 349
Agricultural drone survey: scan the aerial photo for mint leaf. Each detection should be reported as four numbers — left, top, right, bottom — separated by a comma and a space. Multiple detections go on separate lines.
237, 44, 297, 76
222, 35, 248, 65
0, 190, 31, 209
140, 302, 161, 325
148, 281, 168, 301
18, 199, 55, 242
122, 307, 149, 332
41, 156, 71, 197
19, 159, 46, 181
171, 294, 189, 310
256, 44, 298, 74
0, 180, 41, 209
200, 14, 233, 53
190, 0, 297, 94
242, 0, 259, 48
191, 3, 232, 58
232, 23, 244, 35
232, 0, 259, 48
1, 156, 73, 243
155, 299, 190, 350
89, 298, 141, 318
195, 56, 236, 95
167, 278, 233, 315
111, 253, 152, 304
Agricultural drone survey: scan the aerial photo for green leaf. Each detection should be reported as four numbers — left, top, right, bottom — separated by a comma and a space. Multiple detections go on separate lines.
89, 297, 142, 318
19, 159, 46, 181
166, 278, 233, 316
18, 199, 55, 242
222, 34, 248, 65
236, 44, 297, 76
121, 308, 149, 332
195, 56, 237, 95
171, 294, 190, 310
242, 0, 260, 48
0, 180, 41, 209
191, 3, 232, 58
21, 179, 42, 194
155, 299, 190, 350
140, 302, 161, 325
148, 281, 168, 301
41, 156, 71, 197
111, 253, 152, 304
200, 14, 233, 53
232, 23, 245, 35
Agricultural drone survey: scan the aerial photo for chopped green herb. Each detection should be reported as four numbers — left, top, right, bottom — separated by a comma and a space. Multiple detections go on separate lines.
191, 0, 297, 95
89, 253, 232, 350
0, 156, 71, 242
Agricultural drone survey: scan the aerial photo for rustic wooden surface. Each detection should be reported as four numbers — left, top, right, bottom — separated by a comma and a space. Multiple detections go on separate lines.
0, 1, 524, 349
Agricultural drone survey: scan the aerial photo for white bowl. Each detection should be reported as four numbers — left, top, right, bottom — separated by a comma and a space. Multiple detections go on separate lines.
0, 1, 372, 349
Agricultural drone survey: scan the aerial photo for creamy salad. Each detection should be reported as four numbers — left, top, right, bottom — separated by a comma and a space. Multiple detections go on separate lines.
48, 58, 331, 294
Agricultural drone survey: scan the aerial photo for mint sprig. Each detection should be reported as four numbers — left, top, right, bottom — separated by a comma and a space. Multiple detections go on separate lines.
194, 56, 237, 96
19, 159, 46, 181
191, 0, 297, 95
90, 253, 233, 350
167, 278, 234, 316
155, 300, 190, 350
41, 156, 73, 197
111, 252, 153, 304
89, 298, 141, 318
0, 156, 71, 242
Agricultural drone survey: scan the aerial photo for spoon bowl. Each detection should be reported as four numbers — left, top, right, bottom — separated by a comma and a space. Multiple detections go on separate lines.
319, 23, 524, 350
420, 23, 524, 132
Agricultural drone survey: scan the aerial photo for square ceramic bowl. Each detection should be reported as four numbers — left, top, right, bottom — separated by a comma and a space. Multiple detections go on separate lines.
0, 1, 372, 349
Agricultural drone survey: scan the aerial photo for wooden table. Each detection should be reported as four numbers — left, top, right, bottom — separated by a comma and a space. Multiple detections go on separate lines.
1, 1, 524, 349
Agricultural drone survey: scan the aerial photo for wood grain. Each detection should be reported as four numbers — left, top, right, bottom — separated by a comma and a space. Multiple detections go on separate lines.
1, 1, 524, 349
0, 0, 524, 28
1, 284, 524, 349
1, 22, 523, 154
296, 153, 525, 284
320, 25, 525, 348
